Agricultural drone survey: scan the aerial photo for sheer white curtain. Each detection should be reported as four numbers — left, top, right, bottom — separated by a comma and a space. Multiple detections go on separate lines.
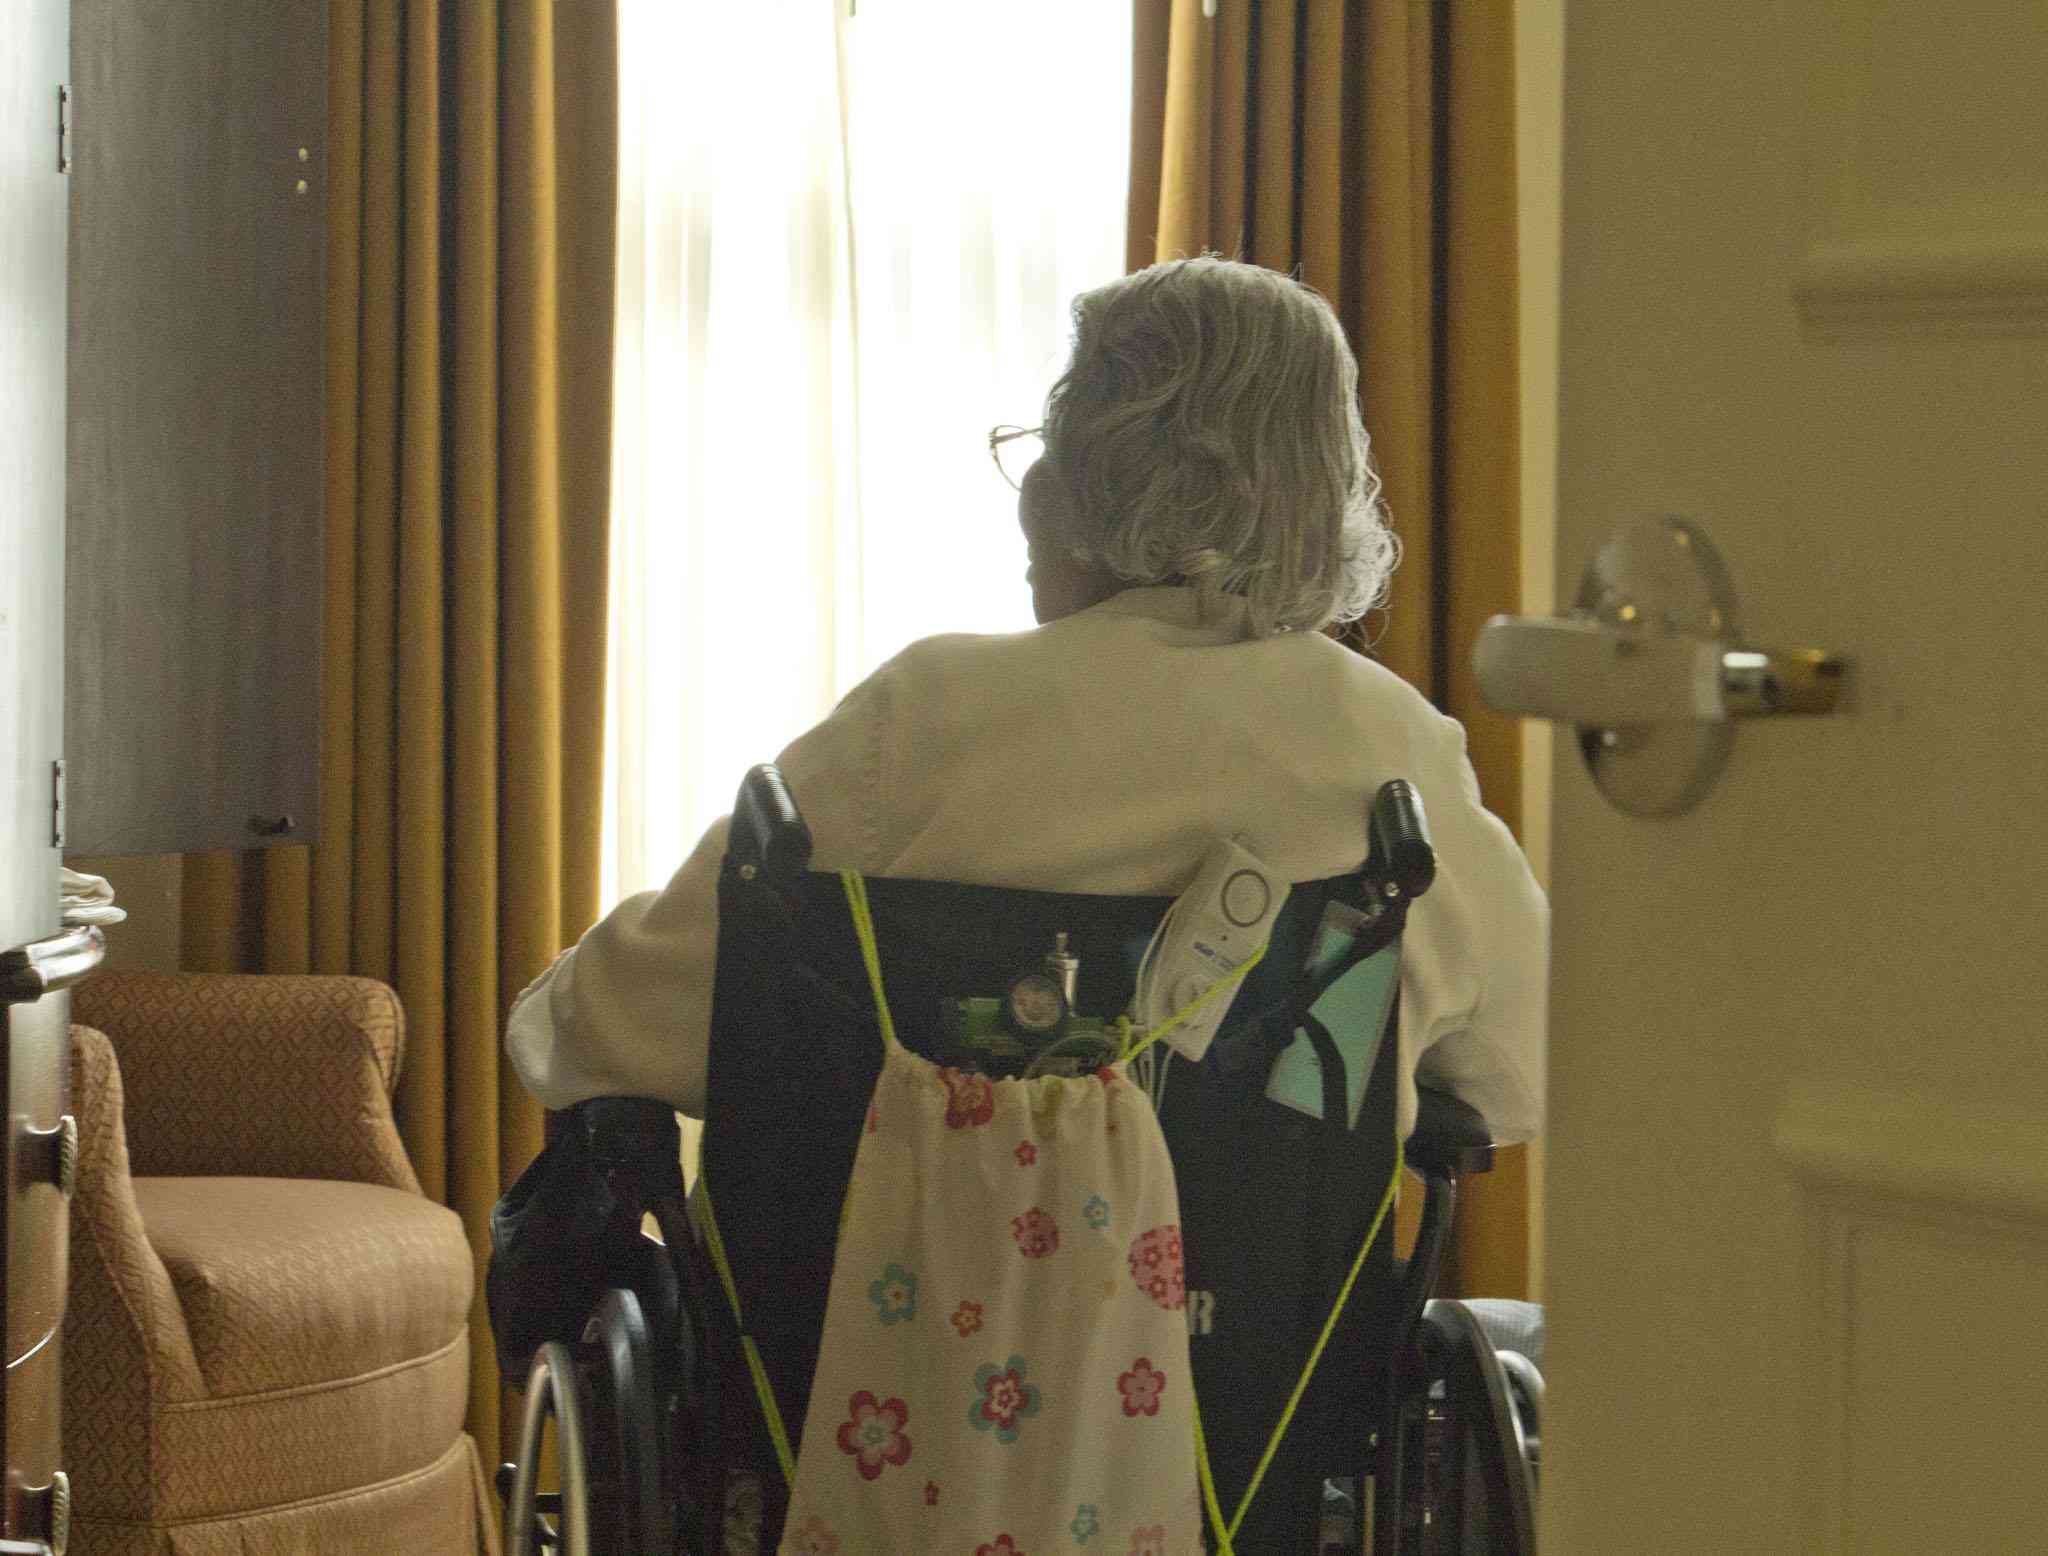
605, 1, 1131, 907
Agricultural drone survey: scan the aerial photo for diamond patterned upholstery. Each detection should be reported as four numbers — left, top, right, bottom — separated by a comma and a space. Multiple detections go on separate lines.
135, 1177, 471, 1398
71, 972, 418, 1188
62, 973, 499, 1555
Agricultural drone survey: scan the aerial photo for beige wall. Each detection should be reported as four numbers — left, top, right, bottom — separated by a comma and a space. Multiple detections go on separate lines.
65, 852, 183, 972
1516, 0, 1564, 1299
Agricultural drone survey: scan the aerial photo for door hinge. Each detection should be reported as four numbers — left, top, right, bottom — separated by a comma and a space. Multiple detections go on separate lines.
57, 84, 70, 173
51, 759, 66, 849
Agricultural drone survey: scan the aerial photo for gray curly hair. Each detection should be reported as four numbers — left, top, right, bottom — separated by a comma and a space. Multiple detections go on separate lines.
1040, 256, 1397, 637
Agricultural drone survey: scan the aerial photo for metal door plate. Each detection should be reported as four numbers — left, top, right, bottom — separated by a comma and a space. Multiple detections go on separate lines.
1575, 515, 1737, 817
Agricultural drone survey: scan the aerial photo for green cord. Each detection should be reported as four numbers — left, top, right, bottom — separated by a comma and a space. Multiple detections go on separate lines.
1119, 940, 1269, 1065
840, 869, 899, 1050
690, 872, 893, 1498
1192, 1391, 1238, 1555
1210, 1139, 1404, 1543
696, 1174, 798, 1487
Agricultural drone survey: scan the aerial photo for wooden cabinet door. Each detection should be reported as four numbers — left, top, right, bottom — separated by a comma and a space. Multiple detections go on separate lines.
65, 0, 326, 856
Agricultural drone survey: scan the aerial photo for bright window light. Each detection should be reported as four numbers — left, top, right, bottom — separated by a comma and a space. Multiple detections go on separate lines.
604, 2, 1132, 907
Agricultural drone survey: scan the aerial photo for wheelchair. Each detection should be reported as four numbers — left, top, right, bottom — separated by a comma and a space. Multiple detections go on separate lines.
490, 766, 1541, 1553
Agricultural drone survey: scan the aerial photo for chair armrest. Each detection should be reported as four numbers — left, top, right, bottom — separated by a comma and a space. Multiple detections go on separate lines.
69, 971, 420, 1191
65, 1024, 206, 1523
65, 1024, 206, 1406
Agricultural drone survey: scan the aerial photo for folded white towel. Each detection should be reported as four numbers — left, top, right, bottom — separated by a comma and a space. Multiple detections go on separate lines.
61, 867, 127, 926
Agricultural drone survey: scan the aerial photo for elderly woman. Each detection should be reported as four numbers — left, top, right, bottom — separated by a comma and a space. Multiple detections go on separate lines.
509, 256, 1545, 1149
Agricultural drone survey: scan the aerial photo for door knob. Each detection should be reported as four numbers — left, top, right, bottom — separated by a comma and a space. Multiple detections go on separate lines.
1474, 515, 1845, 816
1476, 617, 1841, 726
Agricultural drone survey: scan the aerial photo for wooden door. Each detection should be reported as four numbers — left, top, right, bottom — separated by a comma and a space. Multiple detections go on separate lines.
1540, 3, 2048, 1550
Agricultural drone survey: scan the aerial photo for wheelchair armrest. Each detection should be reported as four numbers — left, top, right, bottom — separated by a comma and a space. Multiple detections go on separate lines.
1384, 1091, 1498, 1384
1407, 1086, 1496, 1179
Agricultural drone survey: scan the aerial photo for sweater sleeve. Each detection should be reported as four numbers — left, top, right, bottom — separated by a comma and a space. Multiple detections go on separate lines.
1406, 712, 1550, 1145
505, 814, 731, 1116
505, 668, 893, 1118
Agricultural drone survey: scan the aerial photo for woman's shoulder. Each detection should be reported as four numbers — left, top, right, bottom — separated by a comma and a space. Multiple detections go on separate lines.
1262, 626, 1462, 736
851, 609, 1459, 756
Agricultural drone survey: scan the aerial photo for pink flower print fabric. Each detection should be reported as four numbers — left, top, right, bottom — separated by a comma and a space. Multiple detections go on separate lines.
939, 1066, 996, 1128
1011, 1207, 1060, 1258
1128, 1224, 1186, 1310
969, 1356, 1042, 1443
781, 1044, 1200, 1551
1117, 1358, 1167, 1418
833, 1391, 912, 1481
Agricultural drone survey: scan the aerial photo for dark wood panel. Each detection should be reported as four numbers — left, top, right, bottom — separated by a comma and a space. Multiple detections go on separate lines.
66, 0, 326, 856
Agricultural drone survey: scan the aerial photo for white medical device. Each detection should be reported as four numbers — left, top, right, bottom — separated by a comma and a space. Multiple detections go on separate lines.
1133, 834, 1290, 1065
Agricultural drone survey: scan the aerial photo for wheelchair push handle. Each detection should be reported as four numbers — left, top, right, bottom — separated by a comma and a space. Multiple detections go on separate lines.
734, 764, 814, 886
1366, 779, 1436, 902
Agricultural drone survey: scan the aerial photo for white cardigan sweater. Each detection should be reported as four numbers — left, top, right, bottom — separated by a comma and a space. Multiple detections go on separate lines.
508, 587, 1548, 1143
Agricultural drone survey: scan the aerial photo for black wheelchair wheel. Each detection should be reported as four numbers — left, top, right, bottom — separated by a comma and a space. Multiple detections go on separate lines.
1493, 1349, 1543, 1486
579, 1288, 676, 1555
1416, 1298, 1539, 1555
1372, 1299, 1540, 1555
507, 1342, 593, 1556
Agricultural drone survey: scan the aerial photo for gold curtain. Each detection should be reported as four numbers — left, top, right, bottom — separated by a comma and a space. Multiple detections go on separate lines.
181, 0, 617, 1465
1129, 0, 1530, 1298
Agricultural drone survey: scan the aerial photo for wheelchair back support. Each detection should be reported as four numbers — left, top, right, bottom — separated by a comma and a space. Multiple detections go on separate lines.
692, 768, 1426, 1553
486, 766, 1497, 1553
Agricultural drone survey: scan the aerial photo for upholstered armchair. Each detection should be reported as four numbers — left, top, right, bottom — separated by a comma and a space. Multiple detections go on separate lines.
63, 972, 499, 1555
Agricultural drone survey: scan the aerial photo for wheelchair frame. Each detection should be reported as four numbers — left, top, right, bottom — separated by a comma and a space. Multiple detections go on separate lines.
493, 766, 1538, 1554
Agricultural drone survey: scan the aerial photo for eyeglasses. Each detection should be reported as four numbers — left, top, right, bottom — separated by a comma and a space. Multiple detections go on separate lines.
988, 424, 1044, 491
